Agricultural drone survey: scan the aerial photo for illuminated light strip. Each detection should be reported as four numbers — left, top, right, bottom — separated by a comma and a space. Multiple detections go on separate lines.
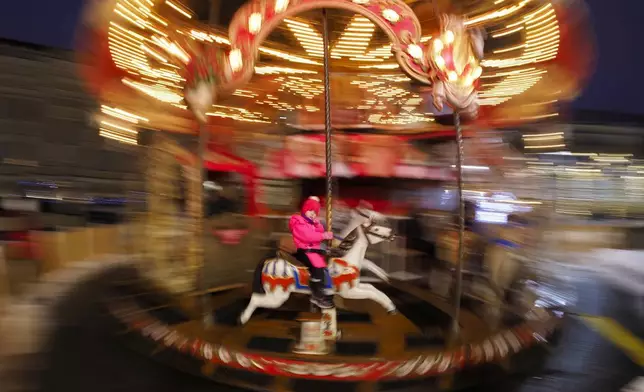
101, 105, 149, 123
110, 21, 146, 40
481, 67, 539, 78
358, 63, 399, 69
524, 143, 565, 149
143, 21, 167, 37
258, 47, 321, 65
479, 3, 561, 105
101, 120, 138, 134
285, 19, 324, 58
523, 131, 563, 138
254, 66, 317, 75
165, 0, 192, 18
205, 111, 272, 123
109, 44, 146, 63
149, 13, 168, 26
114, 9, 146, 28
525, 9, 555, 25
331, 15, 374, 59
116, 3, 146, 25
122, 78, 183, 103
108, 40, 145, 62
492, 26, 524, 37
109, 31, 145, 51
465, 0, 532, 26
528, 20, 558, 35
525, 13, 556, 29
99, 129, 138, 145
506, 3, 551, 27
493, 44, 526, 54
141, 44, 168, 62
519, 112, 559, 120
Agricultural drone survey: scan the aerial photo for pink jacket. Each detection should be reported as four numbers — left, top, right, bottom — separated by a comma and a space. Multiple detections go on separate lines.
289, 214, 328, 267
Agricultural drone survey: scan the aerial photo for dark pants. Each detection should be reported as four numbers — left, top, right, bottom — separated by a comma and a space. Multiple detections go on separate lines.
295, 249, 326, 299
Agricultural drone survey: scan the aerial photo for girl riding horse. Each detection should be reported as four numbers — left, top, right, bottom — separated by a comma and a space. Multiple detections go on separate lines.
289, 196, 334, 309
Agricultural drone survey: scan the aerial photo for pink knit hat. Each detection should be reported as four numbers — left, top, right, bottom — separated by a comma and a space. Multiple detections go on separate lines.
301, 196, 321, 215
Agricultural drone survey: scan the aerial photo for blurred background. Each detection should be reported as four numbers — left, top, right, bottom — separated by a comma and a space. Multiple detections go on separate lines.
0, 0, 643, 392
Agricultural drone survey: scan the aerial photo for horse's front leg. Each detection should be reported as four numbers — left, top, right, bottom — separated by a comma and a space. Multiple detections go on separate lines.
339, 282, 396, 313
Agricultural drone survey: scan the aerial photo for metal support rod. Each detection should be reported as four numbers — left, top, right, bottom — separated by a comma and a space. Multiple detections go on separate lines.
322, 9, 333, 234
196, 123, 213, 327
451, 112, 464, 337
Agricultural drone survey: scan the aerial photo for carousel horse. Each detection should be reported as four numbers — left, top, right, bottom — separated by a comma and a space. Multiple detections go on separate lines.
239, 205, 397, 324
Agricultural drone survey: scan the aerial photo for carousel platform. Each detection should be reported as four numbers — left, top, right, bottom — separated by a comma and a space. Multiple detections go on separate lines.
98, 265, 561, 391
3, 263, 642, 392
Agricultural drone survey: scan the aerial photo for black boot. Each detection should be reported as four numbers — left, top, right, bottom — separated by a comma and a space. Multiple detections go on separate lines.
310, 279, 332, 309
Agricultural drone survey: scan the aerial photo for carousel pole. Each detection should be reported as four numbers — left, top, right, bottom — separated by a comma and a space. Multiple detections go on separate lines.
319, 7, 340, 339
451, 112, 465, 337
322, 9, 333, 235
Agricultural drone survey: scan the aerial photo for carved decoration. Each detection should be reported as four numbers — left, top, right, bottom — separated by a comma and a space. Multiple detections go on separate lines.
426, 14, 485, 117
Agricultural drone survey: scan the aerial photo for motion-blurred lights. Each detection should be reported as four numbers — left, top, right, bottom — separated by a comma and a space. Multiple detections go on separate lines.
229, 49, 243, 72
524, 144, 565, 149
99, 129, 138, 145
451, 165, 490, 171
382, 9, 400, 23
100, 105, 149, 123
444, 30, 455, 44
407, 44, 423, 59
248, 13, 263, 34
165, 0, 191, 18
274, 0, 289, 13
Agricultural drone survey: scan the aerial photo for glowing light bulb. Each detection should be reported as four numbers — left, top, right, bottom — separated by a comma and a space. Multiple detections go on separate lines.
229, 49, 243, 72
434, 55, 446, 68
444, 30, 455, 44
382, 9, 400, 23
407, 44, 423, 59
471, 66, 482, 79
274, 0, 289, 12
447, 71, 458, 81
433, 39, 443, 53
248, 13, 262, 34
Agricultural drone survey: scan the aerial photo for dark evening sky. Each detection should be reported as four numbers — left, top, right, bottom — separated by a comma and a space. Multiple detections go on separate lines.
1, 0, 643, 114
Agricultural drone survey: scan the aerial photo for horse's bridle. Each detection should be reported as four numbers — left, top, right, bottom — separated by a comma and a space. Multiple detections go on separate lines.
356, 208, 396, 242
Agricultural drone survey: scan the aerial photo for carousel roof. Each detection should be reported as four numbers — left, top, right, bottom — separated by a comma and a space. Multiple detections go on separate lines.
79, 0, 592, 138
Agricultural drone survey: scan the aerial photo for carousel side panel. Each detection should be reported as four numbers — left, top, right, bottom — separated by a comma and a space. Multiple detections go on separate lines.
143, 134, 197, 293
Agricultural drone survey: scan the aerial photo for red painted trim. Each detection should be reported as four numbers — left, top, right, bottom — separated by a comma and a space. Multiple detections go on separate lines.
112, 298, 558, 382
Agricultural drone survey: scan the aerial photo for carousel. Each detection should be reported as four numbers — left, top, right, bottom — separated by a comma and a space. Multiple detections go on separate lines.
77, 0, 592, 390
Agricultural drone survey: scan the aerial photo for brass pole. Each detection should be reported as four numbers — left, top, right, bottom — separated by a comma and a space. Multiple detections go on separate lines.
322, 9, 333, 234
451, 112, 465, 337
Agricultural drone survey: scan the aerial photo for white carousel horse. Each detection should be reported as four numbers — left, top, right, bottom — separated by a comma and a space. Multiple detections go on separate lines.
239, 206, 397, 324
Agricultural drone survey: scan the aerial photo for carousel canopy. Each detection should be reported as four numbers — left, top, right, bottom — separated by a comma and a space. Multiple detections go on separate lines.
78, 0, 592, 136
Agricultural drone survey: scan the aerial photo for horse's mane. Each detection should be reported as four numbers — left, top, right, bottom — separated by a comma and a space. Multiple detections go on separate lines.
334, 227, 359, 254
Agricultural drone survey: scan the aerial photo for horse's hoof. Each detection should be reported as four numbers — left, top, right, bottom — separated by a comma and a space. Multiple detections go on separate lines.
387, 309, 398, 315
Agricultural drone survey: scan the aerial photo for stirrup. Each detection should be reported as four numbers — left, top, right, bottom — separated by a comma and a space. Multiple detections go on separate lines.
311, 296, 333, 309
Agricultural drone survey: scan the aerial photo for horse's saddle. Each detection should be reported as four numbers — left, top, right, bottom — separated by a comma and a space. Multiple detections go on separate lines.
276, 249, 303, 266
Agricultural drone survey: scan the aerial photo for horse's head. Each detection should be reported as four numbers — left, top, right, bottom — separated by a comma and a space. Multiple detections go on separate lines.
344, 202, 395, 245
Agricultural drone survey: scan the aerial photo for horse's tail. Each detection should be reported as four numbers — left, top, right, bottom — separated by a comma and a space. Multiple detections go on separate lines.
252, 261, 266, 294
